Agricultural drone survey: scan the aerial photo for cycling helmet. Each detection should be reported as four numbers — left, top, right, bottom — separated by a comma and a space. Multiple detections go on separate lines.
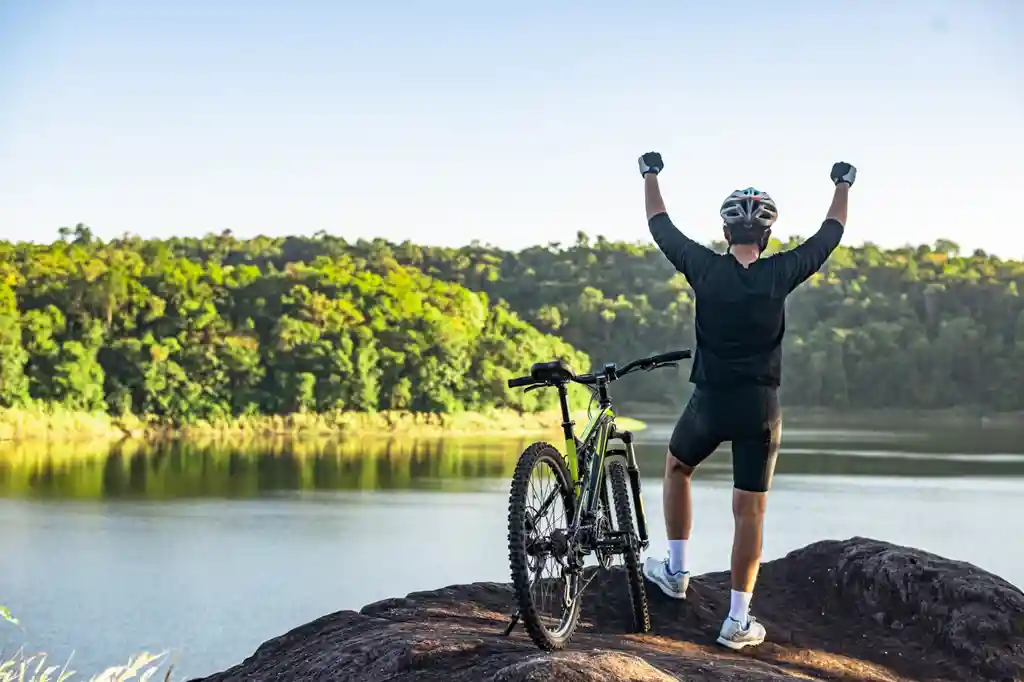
719, 187, 778, 248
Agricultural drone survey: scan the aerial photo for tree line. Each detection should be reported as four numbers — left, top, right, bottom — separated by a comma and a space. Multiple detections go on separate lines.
346, 231, 1024, 412
1, 223, 1022, 422
0, 225, 587, 423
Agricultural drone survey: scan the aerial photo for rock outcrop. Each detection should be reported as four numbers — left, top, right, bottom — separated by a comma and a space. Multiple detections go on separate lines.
192, 538, 1024, 681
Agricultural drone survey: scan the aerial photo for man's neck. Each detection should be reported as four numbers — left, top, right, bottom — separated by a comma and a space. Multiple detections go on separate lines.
729, 244, 760, 268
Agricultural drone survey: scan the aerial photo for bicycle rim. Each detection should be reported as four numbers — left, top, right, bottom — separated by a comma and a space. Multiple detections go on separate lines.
507, 442, 580, 650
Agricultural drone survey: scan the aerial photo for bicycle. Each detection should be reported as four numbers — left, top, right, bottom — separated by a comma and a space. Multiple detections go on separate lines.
501, 349, 692, 650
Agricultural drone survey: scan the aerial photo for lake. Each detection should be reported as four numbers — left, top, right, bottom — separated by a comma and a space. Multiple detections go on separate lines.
1, 420, 1023, 680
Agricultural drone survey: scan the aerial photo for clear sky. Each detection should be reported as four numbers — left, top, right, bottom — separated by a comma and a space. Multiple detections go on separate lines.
1, 0, 1022, 255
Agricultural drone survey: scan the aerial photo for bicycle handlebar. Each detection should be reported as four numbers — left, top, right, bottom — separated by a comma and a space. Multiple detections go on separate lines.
617, 349, 692, 376
508, 375, 535, 388
656, 349, 693, 363
506, 349, 692, 389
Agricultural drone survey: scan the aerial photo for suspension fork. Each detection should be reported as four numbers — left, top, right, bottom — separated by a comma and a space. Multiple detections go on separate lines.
597, 457, 612, 521
611, 427, 649, 548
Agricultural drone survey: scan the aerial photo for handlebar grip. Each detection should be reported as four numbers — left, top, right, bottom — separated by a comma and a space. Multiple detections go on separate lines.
651, 349, 692, 364
508, 375, 534, 388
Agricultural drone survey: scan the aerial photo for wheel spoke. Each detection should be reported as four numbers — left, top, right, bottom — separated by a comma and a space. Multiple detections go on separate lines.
508, 444, 580, 649
527, 486, 560, 528
529, 465, 570, 629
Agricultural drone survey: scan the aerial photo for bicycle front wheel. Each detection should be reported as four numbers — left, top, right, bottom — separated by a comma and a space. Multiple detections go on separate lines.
606, 455, 651, 633
507, 442, 580, 650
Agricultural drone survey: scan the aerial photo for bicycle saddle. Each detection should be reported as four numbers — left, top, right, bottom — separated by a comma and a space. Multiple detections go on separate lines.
529, 359, 576, 385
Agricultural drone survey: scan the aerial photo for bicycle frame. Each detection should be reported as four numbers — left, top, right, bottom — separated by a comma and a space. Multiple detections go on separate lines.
552, 379, 650, 550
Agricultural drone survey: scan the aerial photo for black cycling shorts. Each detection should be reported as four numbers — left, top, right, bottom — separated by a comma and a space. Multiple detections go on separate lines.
668, 386, 782, 493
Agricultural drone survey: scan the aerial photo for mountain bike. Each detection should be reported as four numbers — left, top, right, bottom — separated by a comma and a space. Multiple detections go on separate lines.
501, 349, 692, 651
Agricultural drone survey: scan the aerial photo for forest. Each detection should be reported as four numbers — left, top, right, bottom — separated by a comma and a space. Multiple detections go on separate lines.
1, 223, 1023, 425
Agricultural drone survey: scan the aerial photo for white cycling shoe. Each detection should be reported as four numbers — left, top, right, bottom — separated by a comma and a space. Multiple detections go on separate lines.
642, 556, 690, 599
717, 615, 767, 650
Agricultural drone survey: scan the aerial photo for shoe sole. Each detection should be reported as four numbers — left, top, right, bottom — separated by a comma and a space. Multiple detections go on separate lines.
716, 635, 765, 650
642, 566, 687, 600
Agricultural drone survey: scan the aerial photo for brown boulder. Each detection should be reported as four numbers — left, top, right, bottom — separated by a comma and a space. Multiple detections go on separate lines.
192, 537, 1024, 681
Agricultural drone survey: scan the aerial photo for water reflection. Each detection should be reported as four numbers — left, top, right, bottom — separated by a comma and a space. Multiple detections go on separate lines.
1, 424, 1023, 500
0, 437, 526, 500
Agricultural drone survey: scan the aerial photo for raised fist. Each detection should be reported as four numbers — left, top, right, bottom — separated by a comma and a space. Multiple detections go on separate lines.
638, 152, 664, 177
830, 162, 857, 187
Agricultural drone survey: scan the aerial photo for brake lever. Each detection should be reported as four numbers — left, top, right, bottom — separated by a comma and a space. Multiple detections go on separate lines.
524, 384, 544, 393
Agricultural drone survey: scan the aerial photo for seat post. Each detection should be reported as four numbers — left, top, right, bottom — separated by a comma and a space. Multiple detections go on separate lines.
556, 384, 574, 442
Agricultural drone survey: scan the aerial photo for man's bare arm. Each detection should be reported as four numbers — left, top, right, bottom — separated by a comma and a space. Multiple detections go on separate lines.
645, 174, 668, 220
776, 162, 857, 293
638, 152, 715, 280
825, 183, 850, 226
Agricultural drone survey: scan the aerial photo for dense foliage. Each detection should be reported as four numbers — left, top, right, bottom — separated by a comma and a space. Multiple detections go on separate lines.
0, 225, 588, 423
2, 223, 1023, 420
345, 232, 1024, 411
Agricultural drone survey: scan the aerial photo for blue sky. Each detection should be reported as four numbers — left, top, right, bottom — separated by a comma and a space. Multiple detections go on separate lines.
1, 0, 1022, 255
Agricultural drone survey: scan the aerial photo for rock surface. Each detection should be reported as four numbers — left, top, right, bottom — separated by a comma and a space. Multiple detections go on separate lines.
192, 538, 1024, 681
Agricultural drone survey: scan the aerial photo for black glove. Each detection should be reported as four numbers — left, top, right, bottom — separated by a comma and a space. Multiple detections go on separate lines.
830, 162, 857, 187
638, 152, 664, 177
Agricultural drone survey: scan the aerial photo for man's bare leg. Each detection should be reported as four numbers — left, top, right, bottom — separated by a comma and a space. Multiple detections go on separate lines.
716, 489, 769, 649
642, 451, 694, 598
731, 489, 767, 596
663, 450, 693, 545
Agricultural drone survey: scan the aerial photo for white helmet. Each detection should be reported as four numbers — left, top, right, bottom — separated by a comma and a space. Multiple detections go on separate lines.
719, 187, 779, 229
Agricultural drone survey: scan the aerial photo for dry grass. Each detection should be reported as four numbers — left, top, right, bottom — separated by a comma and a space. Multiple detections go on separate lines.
0, 406, 132, 443
0, 650, 170, 682
0, 406, 647, 445
0, 609, 172, 682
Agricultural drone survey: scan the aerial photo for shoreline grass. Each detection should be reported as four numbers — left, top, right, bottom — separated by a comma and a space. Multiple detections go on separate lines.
0, 650, 169, 682
0, 405, 648, 445
1, 608, 171, 682
5, 399, 1024, 447
5, 401, 1022, 449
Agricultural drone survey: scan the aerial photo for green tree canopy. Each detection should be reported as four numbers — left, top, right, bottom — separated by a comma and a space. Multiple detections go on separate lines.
2, 227, 1022, 418
0, 228, 589, 421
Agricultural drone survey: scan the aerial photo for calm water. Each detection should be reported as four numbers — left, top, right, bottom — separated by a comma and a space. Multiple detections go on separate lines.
1, 421, 1023, 679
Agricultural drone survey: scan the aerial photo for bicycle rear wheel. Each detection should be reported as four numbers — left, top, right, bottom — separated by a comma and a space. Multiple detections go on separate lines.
507, 442, 580, 650
606, 454, 651, 633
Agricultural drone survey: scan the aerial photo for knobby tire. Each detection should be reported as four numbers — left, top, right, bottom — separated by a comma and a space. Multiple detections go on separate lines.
507, 442, 580, 651
607, 457, 651, 633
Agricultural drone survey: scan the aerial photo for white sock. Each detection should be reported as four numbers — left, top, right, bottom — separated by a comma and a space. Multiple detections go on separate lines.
729, 590, 752, 625
667, 539, 688, 574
